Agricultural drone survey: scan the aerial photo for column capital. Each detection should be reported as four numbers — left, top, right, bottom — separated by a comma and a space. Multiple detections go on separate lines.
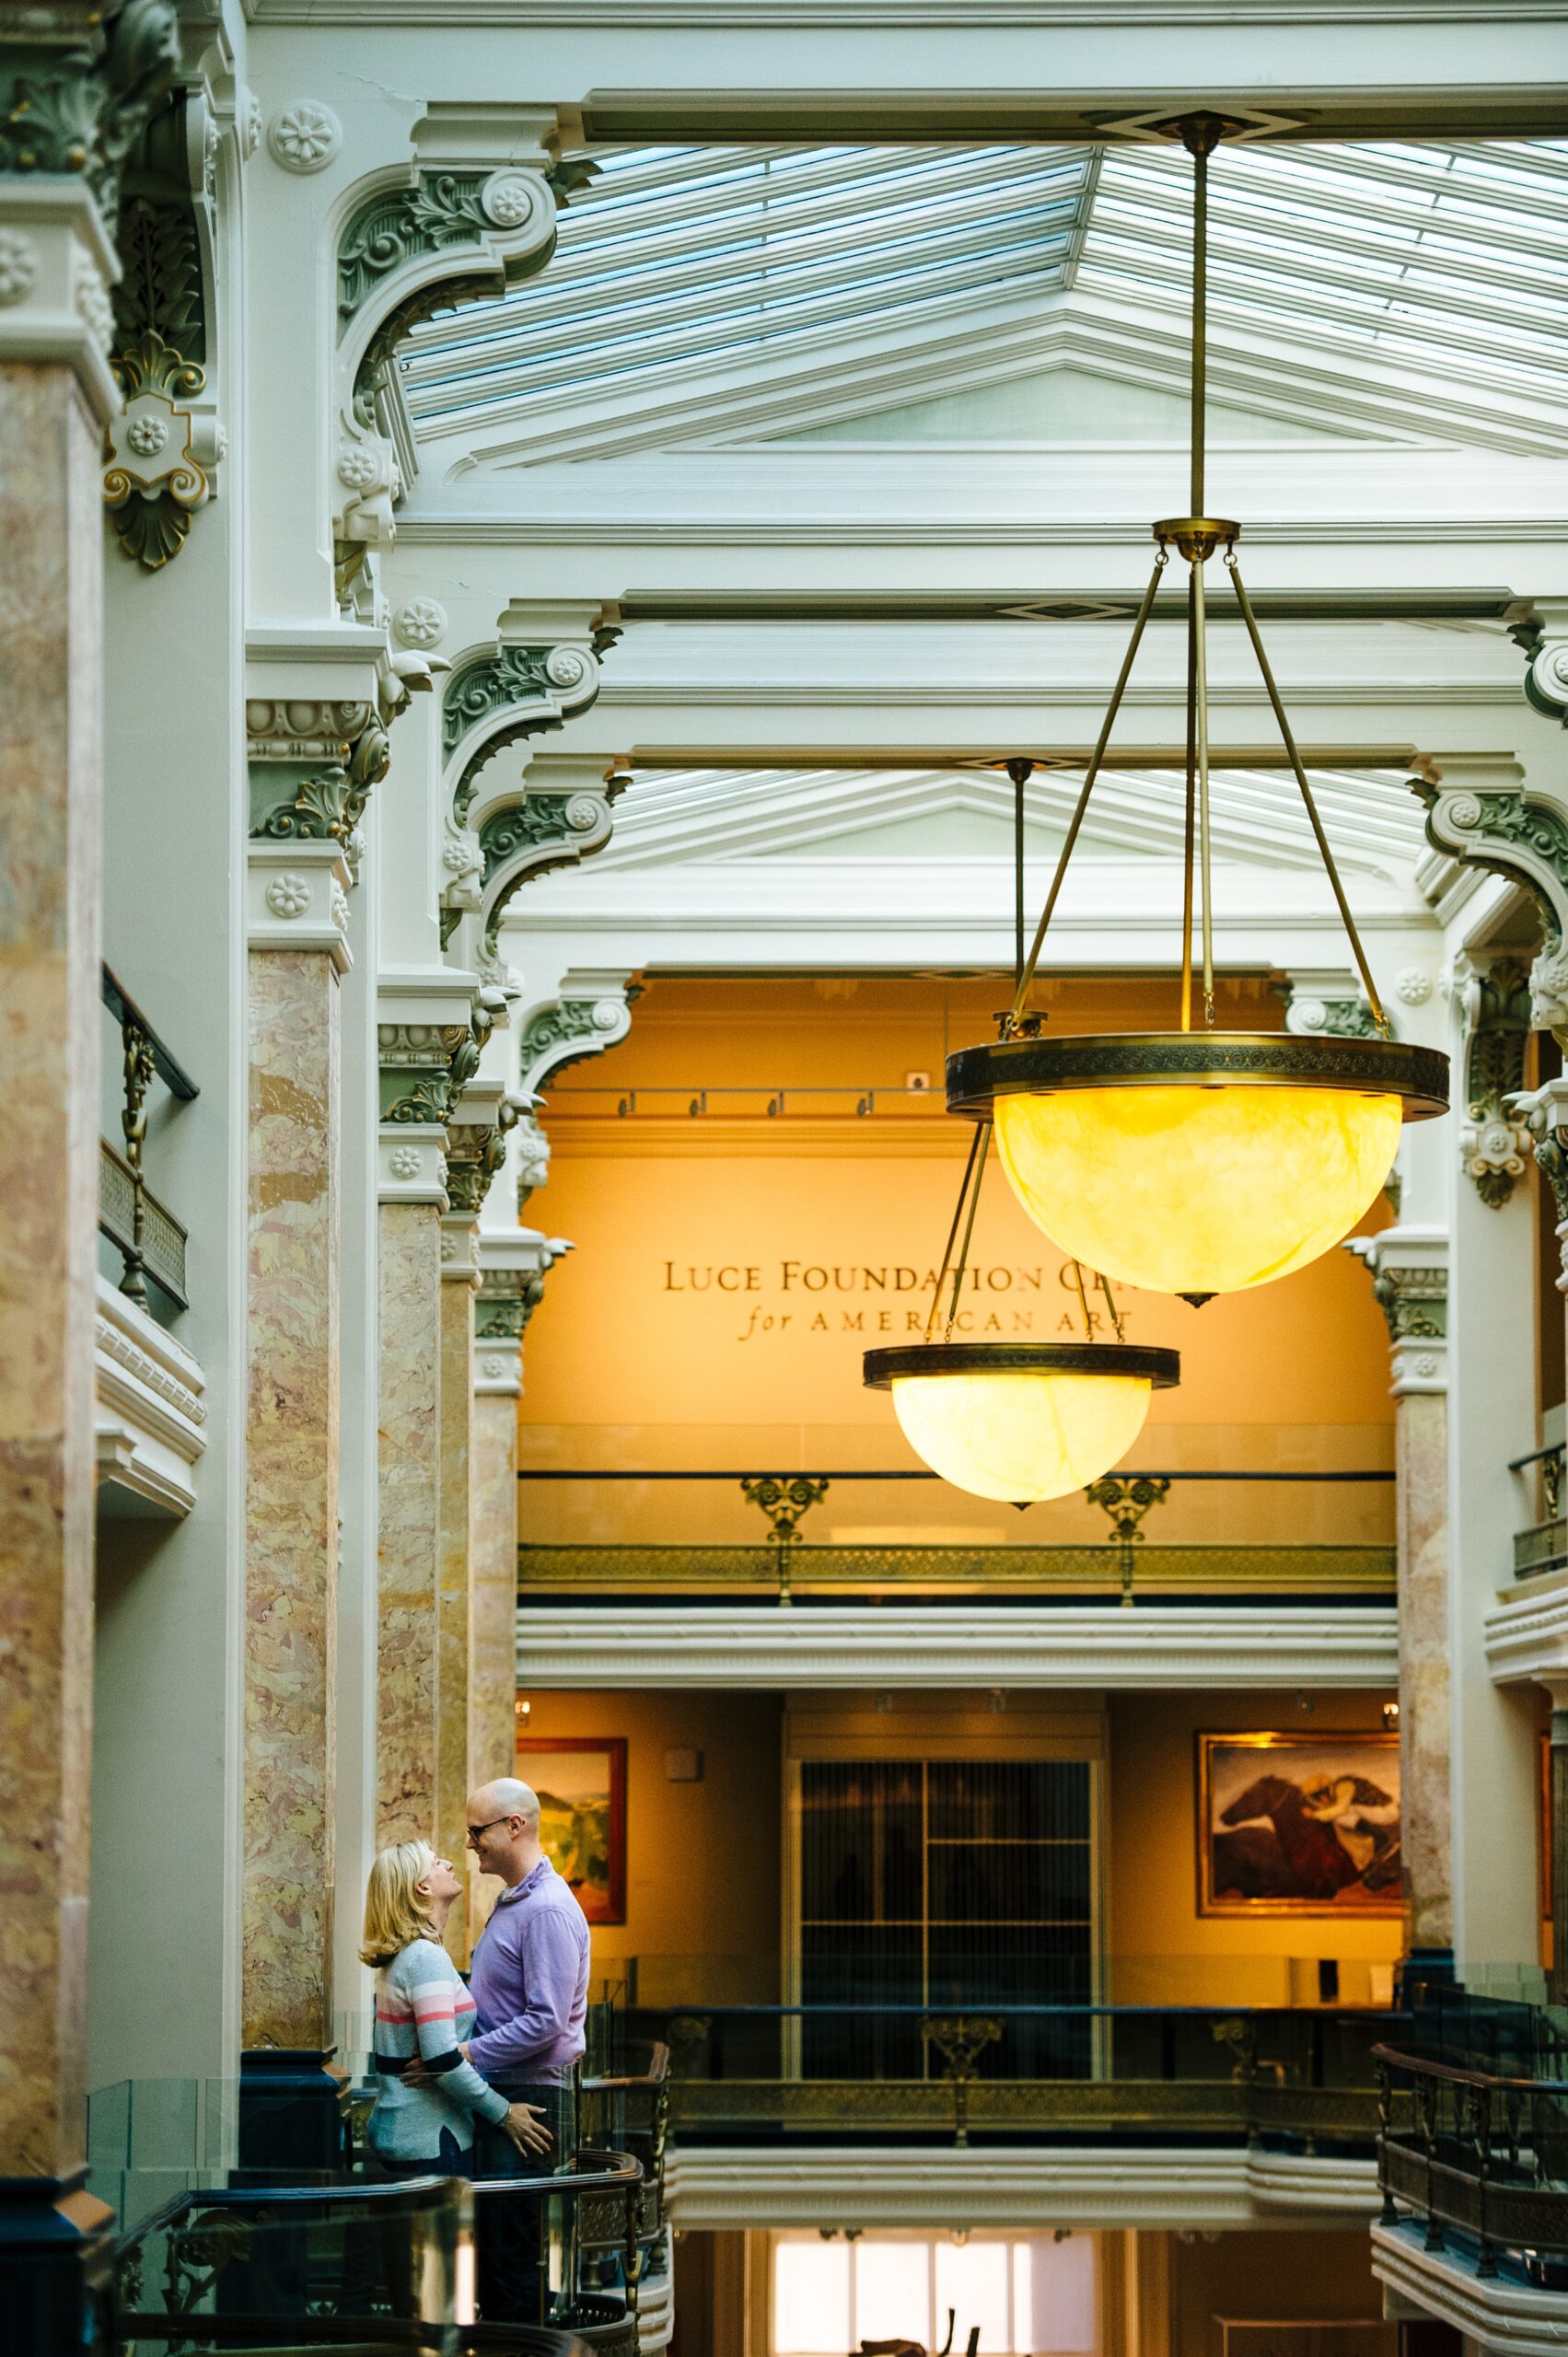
474, 1229, 573, 1387
247, 841, 353, 974
1447, 949, 1535, 1209
376, 970, 475, 1205
1511, 1075, 1568, 1294
0, 181, 120, 424
1346, 1227, 1447, 1398
1279, 967, 1384, 1041
440, 1212, 482, 1289
446, 1074, 525, 1222
247, 630, 444, 874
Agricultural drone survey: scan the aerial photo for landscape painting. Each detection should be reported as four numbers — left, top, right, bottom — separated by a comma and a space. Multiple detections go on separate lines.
1198, 1733, 1402, 1917
518, 1737, 627, 1924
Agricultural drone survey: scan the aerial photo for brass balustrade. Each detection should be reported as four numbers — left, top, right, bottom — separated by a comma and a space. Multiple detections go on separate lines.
99, 962, 198, 1310
1375, 2042, 1568, 2278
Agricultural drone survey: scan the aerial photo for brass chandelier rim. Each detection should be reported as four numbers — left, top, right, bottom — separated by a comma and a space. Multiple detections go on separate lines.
863, 1341, 1181, 1390
945, 1030, 1449, 1121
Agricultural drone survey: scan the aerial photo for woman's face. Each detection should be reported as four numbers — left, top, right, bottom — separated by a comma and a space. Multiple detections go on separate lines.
419, 1854, 463, 1905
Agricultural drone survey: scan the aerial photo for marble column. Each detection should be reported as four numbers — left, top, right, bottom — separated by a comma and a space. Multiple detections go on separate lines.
375, 1003, 467, 1848
0, 191, 116, 2184
242, 844, 351, 2047
470, 1246, 534, 1935
1353, 1229, 1452, 1968
436, 1211, 480, 1959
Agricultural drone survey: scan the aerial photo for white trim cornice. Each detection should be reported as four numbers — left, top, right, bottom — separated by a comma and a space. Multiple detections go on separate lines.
1373, 2221, 1568, 2357
514, 1605, 1397, 1689
1485, 1576, 1568, 1687
665, 2144, 1379, 2233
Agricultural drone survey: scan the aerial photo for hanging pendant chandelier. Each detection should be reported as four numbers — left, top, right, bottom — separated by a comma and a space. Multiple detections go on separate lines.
864, 1116, 1179, 1504
946, 114, 1448, 1305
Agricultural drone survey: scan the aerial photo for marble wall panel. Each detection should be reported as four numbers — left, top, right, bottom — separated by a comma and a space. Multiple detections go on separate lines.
469, 1387, 519, 1940
377, 1202, 442, 1848
1398, 1388, 1452, 1953
436, 1270, 475, 1959
0, 366, 101, 2176
244, 947, 340, 2049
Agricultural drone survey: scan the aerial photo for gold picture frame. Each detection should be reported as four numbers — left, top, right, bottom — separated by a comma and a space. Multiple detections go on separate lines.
1197, 1731, 1402, 1918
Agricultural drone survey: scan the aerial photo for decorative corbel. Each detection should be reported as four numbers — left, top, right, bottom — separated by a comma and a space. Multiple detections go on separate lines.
103, 95, 225, 569
1511, 1078, 1568, 1294
1506, 598, 1568, 727
333, 403, 401, 615
439, 606, 620, 902
445, 1078, 525, 1219
336, 107, 593, 412
1279, 970, 1386, 1042
517, 973, 636, 1103
1414, 758, 1568, 1047
514, 1111, 551, 1213
474, 761, 632, 955
1448, 954, 1534, 1208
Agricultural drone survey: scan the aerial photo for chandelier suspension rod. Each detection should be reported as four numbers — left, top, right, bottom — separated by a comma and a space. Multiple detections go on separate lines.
1223, 550, 1389, 1033
924, 1117, 989, 1343
1007, 551, 1167, 1027
1006, 757, 1034, 995
1181, 575, 1198, 1031
943, 1120, 993, 1341
1189, 127, 1209, 518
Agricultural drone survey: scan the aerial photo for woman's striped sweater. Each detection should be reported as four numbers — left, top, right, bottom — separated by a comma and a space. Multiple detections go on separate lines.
367, 1936, 512, 2163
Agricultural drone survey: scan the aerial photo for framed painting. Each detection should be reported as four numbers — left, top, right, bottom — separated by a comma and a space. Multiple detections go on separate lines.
517, 1736, 627, 1925
1197, 1732, 1402, 1917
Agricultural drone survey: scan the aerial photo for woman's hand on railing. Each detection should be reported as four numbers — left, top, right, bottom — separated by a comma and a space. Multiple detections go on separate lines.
500, 2101, 554, 2159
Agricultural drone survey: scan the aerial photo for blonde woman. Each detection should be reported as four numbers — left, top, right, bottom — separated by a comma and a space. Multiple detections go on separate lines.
362, 1840, 552, 2173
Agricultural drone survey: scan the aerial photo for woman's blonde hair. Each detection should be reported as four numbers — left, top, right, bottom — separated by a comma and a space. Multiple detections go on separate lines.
360, 1838, 440, 1966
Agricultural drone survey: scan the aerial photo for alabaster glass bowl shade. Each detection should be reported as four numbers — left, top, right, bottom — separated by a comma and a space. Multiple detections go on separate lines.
889, 1366, 1154, 1504
993, 1081, 1404, 1298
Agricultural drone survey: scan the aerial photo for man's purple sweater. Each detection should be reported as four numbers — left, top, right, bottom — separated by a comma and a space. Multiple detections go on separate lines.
468, 1856, 590, 2084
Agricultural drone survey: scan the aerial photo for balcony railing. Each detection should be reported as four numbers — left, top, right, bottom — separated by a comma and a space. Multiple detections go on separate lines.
99, 962, 198, 1312
1376, 2041, 1568, 2282
518, 1467, 1396, 1604
1511, 1441, 1567, 1580
641, 1999, 1404, 2150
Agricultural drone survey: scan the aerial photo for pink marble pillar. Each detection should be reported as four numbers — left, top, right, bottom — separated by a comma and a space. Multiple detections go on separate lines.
436, 1225, 479, 1960
243, 845, 350, 2048
470, 1258, 527, 1939
1360, 1234, 1452, 1964
0, 359, 103, 2177
377, 1201, 444, 1847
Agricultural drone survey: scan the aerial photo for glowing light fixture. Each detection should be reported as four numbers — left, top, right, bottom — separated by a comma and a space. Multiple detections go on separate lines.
864, 1123, 1179, 1504
946, 115, 1448, 1303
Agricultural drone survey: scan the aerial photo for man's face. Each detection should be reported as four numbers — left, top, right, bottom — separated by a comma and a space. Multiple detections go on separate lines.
466, 1800, 516, 1879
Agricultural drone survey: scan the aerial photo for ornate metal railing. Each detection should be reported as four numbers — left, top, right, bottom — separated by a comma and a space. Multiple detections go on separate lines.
518, 1466, 1395, 1601
653, 2002, 1402, 2151
99, 962, 198, 1310
1375, 2042, 1568, 2278
1511, 1441, 1567, 1579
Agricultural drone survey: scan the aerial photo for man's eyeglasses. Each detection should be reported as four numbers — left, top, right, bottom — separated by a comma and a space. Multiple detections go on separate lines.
466, 1816, 511, 1843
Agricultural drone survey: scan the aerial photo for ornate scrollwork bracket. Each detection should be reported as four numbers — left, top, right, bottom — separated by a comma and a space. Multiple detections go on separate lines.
1085, 1472, 1170, 1607
741, 1474, 830, 1607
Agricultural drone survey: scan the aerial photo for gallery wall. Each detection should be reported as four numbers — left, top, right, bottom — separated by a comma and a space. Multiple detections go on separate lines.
514, 1686, 1412, 2006
519, 974, 1397, 1551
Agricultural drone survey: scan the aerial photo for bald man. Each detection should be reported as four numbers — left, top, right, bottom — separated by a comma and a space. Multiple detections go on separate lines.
464, 1777, 591, 2322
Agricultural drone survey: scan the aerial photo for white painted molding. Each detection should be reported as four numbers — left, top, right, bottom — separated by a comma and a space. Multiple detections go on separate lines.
1372, 2221, 1568, 2357
665, 2144, 1378, 2233
1485, 1577, 1568, 1686
636, 2232, 674, 2354
95, 1279, 207, 1519
0, 182, 120, 427
247, 842, 353, 974
514, 1605, 1398, 1689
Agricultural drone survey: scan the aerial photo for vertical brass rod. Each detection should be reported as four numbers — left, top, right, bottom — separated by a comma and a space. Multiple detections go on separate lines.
1070, 1258, 1094, 1341
1010, 553, 1167, 1024
1191, 138, 1207, 519
945, 1121, 993, 1342
926, 1120, 987, 1343
1097, 1269, 1126, 1344
1180, 568, 1198, 1031
1224, 552, 1389, 1033
1193, 558, 1215, 1026
1005, 757, 1033, 999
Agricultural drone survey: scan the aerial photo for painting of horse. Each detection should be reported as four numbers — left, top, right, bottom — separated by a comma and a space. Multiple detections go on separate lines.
1198, 1733, 1401, 1916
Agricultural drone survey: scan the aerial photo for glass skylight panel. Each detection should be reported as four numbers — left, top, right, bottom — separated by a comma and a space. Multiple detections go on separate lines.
403, 143, 1094, 432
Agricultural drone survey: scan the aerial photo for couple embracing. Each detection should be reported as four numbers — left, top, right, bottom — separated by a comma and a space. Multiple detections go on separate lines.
359, 1776, 591, 2318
